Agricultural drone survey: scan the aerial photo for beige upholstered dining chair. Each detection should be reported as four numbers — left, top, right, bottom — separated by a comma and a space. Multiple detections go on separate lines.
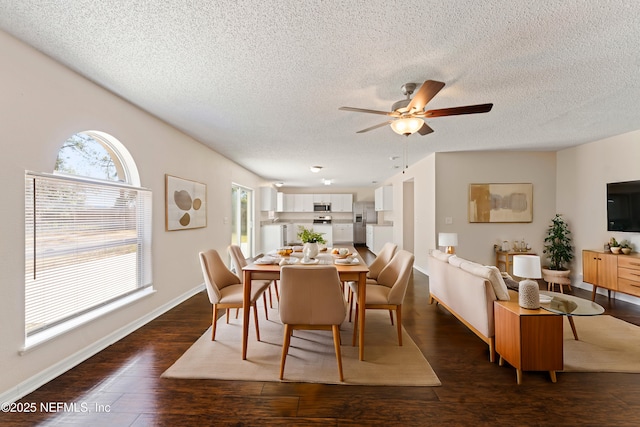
199, 249, 270, 341
348, 242, 397, 322
350, 249, 415, 346
366, 242, 398, 284
228, 245, 272, 319
279, 265, 347, 382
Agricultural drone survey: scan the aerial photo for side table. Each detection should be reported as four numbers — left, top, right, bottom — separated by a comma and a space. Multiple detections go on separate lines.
494, 300, 563, 384
495, 251, 536, 276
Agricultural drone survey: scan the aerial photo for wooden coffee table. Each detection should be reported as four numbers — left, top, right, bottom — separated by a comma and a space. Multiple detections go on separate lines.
539, 291, 605, 340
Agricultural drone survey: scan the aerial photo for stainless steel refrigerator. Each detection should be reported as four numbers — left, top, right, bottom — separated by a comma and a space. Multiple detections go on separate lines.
352, 202, 376, 244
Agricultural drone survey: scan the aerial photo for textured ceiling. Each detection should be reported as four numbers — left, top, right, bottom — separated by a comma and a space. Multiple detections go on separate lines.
2, 1, 640, 188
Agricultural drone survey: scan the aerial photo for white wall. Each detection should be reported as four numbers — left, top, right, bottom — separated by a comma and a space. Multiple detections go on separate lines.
557, 130, 640, 302
384, 153, 436, 273
383, 151, 556, 272
435, 151, 557, 266
0, 31, 265, 399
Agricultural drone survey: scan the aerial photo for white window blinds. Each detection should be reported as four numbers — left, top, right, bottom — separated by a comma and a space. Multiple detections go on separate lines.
25, 172, 152, 336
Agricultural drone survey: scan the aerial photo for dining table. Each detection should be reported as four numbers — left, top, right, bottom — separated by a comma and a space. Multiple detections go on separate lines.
242, 246, 370, 360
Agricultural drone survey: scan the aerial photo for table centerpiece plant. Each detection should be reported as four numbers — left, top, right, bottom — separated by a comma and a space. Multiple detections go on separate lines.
297, 226, 326, 258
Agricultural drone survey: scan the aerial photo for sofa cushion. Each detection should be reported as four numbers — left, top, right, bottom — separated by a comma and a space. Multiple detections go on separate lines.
448, 255, 465, 268
431, 249, 453, 262
458, 262, 510, 301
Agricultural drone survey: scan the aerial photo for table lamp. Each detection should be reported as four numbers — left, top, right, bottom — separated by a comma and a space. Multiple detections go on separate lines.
438, 233, 458, 254
513, 255, 542, 309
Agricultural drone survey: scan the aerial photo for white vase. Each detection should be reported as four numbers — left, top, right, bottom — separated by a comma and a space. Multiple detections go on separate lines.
519, 279, 540, 309
303, 242, 319, 259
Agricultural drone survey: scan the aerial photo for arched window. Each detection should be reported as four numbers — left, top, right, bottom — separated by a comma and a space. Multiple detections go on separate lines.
24, 131, 152, 348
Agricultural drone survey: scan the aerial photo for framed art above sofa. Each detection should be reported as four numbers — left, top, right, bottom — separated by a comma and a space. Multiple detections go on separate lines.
468, 183, 533, 223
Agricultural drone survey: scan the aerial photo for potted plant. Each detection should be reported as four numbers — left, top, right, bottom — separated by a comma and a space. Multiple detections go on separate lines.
542, 214, 574, 289
620, 239, 633, 255
297, 226, 326, 258
609, 237, 621, 254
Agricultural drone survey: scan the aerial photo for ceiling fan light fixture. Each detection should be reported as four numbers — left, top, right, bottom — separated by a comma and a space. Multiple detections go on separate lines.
390, 117, 424, 136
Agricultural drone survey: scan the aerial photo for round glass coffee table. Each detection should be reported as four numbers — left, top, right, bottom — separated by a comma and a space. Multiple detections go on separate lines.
539, 291, 605, 340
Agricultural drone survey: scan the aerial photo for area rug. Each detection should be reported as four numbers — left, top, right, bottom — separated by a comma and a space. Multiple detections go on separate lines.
162, 305, 441, 386
562, 315, 640, 373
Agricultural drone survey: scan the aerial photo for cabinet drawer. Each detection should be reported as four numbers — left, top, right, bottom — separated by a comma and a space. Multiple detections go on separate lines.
617, 256, 640, 271
618, 278, 640, 297
618, 267, 640, 282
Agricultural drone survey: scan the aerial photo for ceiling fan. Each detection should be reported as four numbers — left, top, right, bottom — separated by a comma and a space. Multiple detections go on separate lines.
339, 80, 493, 136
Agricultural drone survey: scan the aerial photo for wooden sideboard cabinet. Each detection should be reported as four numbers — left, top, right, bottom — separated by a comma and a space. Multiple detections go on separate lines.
582, 250, 640, 300
617, 255, 640, 298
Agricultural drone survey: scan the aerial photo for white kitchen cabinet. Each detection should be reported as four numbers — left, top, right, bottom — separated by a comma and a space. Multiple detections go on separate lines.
260, 187, 277, 211
366, 224, 393, 255
276, 192, 284, 212
277, 193, 353, 212
330, 193, 353, 212
375, 186, 393, 211
333, 223, 353, 244
313, 194, 331, 204
281, 193, 295, 212
293, 194, 314, 212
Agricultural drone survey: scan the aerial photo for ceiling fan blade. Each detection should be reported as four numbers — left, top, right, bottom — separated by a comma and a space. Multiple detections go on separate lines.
407, 80, 446, 112
356, 121, 393, 133
339, 106, 396, 116
417, 122, 434, 135
423, 103, 493, 118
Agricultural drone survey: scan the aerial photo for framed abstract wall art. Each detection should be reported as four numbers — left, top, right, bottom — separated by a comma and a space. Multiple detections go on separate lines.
165, 174, 207, 231
468, 183, 533, 223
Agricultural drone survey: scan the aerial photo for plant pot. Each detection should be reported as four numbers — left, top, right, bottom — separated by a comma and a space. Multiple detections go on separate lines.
621, 248, 631, 255
541, 267, 571, 286
610, 246, 621, 254
303, 242, 319, 259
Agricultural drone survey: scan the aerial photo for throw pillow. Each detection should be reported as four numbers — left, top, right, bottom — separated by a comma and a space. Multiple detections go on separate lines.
485, 266, 511, 300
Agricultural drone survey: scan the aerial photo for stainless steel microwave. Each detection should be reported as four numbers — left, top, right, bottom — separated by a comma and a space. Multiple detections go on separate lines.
313, 203, 331, 212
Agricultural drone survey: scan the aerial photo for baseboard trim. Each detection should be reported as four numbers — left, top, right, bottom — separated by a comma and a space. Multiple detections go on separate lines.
0, 283, 205, 404
414, 265, 428, 276
573, 281, 640, 306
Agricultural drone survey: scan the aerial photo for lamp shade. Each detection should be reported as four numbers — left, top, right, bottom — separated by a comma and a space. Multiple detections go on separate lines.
513, 255, 542, 279
438, 233, 458, 247
390, 118, 424, 136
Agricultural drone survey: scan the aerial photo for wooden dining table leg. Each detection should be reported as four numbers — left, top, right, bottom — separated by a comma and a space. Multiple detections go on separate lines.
358, 271, 366, 361
242, 269, 251, 360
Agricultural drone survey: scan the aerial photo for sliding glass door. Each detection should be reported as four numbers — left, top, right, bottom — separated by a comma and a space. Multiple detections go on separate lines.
231, 184, 254, 256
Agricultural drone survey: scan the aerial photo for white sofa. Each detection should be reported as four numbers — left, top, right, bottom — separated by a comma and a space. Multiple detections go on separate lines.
428, 250, 517, 362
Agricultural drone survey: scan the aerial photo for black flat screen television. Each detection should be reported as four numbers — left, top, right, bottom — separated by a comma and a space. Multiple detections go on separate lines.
607, 180, 640, 232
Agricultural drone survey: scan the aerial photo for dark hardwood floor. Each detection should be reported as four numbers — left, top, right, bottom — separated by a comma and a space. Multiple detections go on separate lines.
3, 247, 640, 426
